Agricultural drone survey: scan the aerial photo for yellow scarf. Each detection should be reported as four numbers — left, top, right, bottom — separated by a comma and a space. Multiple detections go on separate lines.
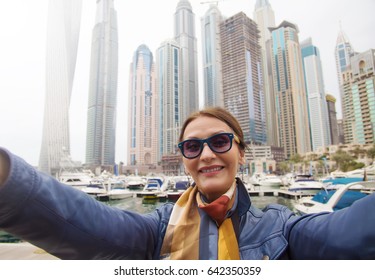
160, 182, 240, 260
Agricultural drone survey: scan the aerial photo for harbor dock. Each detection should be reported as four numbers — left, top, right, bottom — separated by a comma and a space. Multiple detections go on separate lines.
248, 188, 311, 200
0, 242, 58, 260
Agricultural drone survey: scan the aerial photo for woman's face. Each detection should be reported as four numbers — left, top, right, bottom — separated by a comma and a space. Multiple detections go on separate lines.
181, 116, 245, 202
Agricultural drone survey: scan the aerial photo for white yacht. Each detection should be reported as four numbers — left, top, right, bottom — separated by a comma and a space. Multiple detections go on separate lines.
286, 174, 325, 195
295, 181, 374, 215
249, 172, 282, 189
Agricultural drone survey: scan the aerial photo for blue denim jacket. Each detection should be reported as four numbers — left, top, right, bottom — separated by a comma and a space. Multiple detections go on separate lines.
0, 148, 374, 259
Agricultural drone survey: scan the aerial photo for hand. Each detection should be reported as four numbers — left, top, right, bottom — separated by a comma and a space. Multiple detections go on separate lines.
0, 150, 10, 186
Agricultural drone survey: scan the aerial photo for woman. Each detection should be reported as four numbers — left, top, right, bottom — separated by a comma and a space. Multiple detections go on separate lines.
0, 107, 374, 259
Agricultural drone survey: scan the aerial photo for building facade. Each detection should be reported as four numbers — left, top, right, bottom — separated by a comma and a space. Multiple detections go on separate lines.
253, 0, 278, 147
220, 12, 267, 145
174, 0, 199, 119
350, 49, 375, 144
156, 39, 182, 160
128, 45, 158, 167
270, 21, 311, 158
39, 0, 82, 175
201, 4, 224, 107
334, 28, 356, 144
85, 0, 118, 168
326, 94, 340, 145
301, 38, 331, 151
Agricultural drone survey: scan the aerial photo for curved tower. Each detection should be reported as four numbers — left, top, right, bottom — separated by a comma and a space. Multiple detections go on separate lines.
39, 0, 82, 175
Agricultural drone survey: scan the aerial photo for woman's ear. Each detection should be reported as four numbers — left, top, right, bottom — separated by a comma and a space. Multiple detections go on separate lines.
239, 150, 246, 165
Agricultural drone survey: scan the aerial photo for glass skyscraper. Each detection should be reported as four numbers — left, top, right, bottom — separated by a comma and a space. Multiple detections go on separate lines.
174, 0, 199, 120
335, 28, 356, 144
201, 3, 224, 107
128, 45, 157, 166
301, 38, 331, 151
39, 0, 82, 175
156, 39, 182, 159
85, 0, 118, 167
253, 0, 278, 147
270, 21, 311, 158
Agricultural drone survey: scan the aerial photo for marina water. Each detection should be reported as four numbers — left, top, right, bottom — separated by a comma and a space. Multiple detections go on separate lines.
106, 194, 298, 214
0, 194, 297, 243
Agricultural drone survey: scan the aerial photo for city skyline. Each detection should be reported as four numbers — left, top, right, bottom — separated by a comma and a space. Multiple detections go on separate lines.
1, 0, 374, 166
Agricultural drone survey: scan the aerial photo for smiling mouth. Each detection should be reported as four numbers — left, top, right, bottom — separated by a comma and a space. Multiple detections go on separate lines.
200, 166, 223, 173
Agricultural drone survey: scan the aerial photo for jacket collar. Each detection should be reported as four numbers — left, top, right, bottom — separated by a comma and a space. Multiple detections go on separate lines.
235, 177, 251, 217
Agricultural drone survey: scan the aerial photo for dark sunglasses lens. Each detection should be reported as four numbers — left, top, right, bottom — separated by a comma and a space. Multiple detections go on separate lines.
182, 140, 202, 158
209, 134, 231, 152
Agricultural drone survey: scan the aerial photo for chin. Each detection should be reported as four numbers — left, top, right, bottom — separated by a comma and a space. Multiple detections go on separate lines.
199, 181, 229, 196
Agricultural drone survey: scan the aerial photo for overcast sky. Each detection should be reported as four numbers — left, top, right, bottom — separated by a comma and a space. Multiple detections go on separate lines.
0, 0, 374, 166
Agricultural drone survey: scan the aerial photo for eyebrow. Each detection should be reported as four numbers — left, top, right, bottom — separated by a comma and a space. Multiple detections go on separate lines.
184, 131, 228, 140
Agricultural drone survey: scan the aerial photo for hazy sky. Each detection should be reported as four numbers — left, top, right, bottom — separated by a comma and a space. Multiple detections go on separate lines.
0, 0, 374, 166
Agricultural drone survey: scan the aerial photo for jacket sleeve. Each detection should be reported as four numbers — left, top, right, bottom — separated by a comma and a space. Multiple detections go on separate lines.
0, 148, 161, 259
286, 192, 375, 259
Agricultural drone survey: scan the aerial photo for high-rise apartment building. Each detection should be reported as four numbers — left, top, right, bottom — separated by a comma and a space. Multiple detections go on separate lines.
85, 0, 118, 168
39, 0, 82, 175
350, 49, 375, 144
335, 28, 356, 90
156, 39, 182, 159
220, 12, 267, 145
334, 28, 356, 144
326, 94, 340, 145
128, 45, 158, 166
174, 0, 199, 118
253, 0, 278, 147
301, 38, 331, 151
201, 4, 224, 107
270, 21, 311, 158
341, 67, 355, 144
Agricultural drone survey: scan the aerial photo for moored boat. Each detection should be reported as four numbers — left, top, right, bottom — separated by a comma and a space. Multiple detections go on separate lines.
136, 177, 168, 198
294, 181, 374, 215
249, 172, 282, 189
166, 180, 190, 201
285, 174, 325, 195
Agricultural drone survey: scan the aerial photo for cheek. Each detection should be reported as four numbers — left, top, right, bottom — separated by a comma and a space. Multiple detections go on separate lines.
183, 158, 195, 174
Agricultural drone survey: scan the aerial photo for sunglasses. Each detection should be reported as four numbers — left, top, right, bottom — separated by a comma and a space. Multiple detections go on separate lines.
178, 132, 240, 159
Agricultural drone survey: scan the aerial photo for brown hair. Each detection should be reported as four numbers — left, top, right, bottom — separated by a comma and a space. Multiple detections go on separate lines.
179, 106, 248, 151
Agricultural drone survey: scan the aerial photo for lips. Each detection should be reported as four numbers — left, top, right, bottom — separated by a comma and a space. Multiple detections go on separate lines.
199, 166, 224, 173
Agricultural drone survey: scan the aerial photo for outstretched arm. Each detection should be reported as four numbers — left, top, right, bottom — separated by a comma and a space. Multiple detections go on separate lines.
0, 148, 161, 260
0, 149, 10, 186
287, 193, 375, 259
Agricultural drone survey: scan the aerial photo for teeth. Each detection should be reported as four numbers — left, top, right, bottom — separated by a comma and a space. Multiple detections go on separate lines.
201, 167, 222, 173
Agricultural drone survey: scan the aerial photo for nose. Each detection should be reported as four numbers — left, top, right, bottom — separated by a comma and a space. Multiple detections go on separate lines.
200, 143, 216, 160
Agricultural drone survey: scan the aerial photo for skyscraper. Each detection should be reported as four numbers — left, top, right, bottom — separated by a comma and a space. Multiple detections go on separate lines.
301, 38, 331, 151
335, 28, 356, 89
128, 45, 157, 166
326, 94, 340, 145
220, 12, 267, 145
253, 0, 278, 146
39, 0, 82, 175
201, 3, 224, 107
156, 39, 182, 159
174, 0, 199, 119
270, 21, 311, 158
349, 49, 375, 144
85, 0, 118, 168
334, 28, 356, 143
